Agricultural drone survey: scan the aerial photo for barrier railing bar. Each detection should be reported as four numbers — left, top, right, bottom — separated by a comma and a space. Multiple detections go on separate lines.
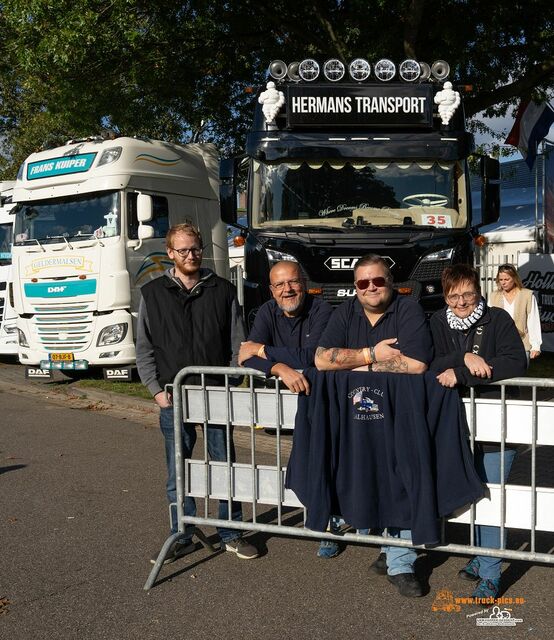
249, 374, 258, 524
175, 516, 554, 565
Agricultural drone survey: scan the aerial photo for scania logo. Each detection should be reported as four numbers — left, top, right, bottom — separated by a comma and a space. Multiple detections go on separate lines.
324, 256, 395, 270
337, 288, 356, 297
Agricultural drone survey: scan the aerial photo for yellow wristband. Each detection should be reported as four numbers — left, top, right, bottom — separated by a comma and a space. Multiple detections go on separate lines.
363, 347, 371, 365
258, 345, 265, 358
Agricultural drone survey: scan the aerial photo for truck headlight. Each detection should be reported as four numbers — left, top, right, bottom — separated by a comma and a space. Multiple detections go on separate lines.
17, 328, 29, 347
96, 323, 128, 346
266, 248, 297, 265
421, 248, 454, 261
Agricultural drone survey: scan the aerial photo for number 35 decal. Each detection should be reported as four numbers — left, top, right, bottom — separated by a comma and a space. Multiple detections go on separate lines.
422, 214, 452, 228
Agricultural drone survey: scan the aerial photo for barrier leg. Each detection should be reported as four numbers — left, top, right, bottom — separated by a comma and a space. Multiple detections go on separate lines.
143, 532, 182, 591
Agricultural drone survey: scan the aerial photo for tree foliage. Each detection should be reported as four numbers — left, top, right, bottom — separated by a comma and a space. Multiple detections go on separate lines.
1, 0, 554, 177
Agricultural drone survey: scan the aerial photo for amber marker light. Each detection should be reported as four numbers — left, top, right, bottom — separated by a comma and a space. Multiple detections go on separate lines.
308, 288, 323, 295
245, 86, 254, 94
474, 234, 487, 247
79, 274, 87, 279
397, 287, 413, 295
233, 236, 245, 247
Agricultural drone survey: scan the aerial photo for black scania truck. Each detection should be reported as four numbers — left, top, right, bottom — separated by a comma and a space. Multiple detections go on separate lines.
221, 57, 500, 326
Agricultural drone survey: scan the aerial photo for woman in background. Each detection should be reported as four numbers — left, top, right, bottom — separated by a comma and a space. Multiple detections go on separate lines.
490, 263, 542, 362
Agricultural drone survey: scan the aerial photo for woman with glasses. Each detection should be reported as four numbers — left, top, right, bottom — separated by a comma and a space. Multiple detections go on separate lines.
489, 263, 542, 363
429, 264, 526, 600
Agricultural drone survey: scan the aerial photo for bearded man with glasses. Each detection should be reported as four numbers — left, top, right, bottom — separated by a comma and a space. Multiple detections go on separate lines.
314, 253, 432, 597
136, 222, 259, 564
238, 259, 335, 557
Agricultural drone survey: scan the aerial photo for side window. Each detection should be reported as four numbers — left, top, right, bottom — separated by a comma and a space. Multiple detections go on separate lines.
127, 193, 169, 239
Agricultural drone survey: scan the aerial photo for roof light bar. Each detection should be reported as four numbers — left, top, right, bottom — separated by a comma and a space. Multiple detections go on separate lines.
374, 59, 396, 82
323, 59, 345, 82
399, 59, 421, 82
349, 58, 371, 82
298, 59, 320, 82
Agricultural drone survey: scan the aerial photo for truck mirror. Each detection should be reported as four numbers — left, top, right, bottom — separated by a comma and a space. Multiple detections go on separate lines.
137, 193, 153, 222
480, 156, 500, 226
138, 224, 155, 240
220, 157, 238, 225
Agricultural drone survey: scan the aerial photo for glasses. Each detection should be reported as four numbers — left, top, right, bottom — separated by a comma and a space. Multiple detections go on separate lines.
354, 277, 388, 290
171, 246, 203, 258
270, 278, 303, 291
446, 291, 478, 304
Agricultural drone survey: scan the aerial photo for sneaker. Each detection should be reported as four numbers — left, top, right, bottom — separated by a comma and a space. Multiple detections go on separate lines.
317, 540, 341, 559
387, 573, 424, 598
457, 557, 480, 582
222, 537, 259, 559
369, 552, 387, 575
150, 539, 197, 565
472, 578, 500, 600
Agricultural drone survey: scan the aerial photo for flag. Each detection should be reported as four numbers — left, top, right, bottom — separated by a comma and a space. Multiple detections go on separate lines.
505, 100, 554, 169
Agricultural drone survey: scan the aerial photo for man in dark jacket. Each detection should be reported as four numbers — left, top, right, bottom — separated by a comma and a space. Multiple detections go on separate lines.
238, 260, 337, 557
314, 253, 432, 598
137, 222, 258, 563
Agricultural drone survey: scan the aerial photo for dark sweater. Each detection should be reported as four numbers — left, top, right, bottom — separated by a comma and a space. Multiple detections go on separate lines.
429, 304, 527, 386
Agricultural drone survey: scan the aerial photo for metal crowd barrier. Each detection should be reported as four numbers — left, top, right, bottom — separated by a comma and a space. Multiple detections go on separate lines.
144, 367, 554, 590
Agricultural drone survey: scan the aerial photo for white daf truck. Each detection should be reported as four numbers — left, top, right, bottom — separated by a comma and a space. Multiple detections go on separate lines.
11, 136, 227, 379
0, 181, 18, 356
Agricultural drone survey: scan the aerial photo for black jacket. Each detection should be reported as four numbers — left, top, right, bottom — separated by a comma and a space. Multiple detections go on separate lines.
136, 269, 244, 394
429, 303, 527, 386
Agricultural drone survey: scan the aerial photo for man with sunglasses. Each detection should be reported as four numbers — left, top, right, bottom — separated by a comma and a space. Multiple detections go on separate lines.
238, 260, 337, 557
314, 253, 432, 597
136, 222, 259, 564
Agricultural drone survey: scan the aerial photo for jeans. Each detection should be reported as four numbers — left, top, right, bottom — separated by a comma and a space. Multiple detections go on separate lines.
473, 448, 518, 580
159, 406, 242, 543
382, 528, 417, 575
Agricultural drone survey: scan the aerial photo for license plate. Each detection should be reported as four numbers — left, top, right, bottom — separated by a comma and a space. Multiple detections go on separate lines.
49, 352, 74, 362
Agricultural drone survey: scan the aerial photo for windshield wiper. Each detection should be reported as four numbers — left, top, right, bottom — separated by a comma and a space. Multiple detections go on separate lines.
46, 235, 74, 250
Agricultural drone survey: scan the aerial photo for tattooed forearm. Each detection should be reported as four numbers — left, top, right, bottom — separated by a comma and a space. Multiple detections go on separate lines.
315, 346, 365, 370
371, 356, 409, 373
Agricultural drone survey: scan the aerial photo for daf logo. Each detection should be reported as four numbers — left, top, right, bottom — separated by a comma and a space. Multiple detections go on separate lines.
103, 367, 132, 381
324, 256, 396, 270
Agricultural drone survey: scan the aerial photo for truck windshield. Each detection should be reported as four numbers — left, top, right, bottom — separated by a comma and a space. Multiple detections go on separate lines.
13, 191, 120, 244
0, 223, 13, 264
251, 160, 467, 230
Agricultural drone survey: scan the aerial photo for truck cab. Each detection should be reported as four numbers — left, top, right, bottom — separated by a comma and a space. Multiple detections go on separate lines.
12, 137, 226, 378
221, 58, 500, 326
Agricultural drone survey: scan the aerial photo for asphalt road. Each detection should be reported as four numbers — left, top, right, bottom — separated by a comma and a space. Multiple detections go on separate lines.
0, 359, 553, 639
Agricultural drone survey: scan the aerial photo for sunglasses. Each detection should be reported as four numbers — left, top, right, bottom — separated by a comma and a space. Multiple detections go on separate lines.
354, 277, 388, 290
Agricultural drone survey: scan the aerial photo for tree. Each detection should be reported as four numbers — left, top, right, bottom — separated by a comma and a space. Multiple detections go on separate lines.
1, 0, 554, 177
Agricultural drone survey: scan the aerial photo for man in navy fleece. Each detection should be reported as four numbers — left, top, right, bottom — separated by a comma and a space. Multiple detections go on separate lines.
238, 260, 337, 557
314, 253, 432, 598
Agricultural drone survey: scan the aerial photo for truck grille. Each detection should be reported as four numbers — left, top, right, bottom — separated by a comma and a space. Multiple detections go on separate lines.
31, 302, 94, 352
321, 284, 356, 305
411, 260, 449, 280
320, 282, 421, 306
